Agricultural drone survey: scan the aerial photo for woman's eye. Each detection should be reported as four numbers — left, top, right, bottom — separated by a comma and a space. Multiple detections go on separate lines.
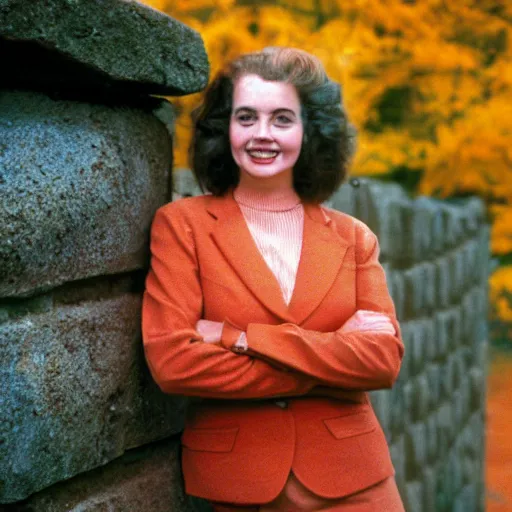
236, 113, 255, 124
275, 115, 293, 125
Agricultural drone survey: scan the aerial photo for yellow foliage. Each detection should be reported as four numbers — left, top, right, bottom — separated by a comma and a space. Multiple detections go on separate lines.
490, 265, 512, 322
139, 0, 512, 267
352, 130, 433, 176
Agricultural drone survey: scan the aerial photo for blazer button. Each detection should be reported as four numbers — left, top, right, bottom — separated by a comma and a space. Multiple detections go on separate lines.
275, 400, 288, 409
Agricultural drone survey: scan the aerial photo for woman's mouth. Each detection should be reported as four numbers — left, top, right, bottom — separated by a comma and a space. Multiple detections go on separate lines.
247, 149, 279, 160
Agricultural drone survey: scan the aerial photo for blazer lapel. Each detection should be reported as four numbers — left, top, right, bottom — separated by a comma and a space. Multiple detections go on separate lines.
288, 203, 349, 325
206, 193, 295, 323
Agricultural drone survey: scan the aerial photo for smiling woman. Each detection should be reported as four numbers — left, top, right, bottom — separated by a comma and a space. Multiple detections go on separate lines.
142, 47, 405, 511
190, 47, 354, 204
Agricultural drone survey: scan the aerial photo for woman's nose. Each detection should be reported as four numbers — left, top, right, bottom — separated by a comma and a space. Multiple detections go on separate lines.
254, 121, 272, 140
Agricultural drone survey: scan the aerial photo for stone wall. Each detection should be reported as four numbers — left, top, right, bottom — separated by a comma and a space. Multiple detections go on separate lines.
1, 1, 209, 510
0, 1, 488, 510
333, 180, 489, 512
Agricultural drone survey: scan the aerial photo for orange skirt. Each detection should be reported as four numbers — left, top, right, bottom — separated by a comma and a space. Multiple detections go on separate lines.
211, 473, 404, 512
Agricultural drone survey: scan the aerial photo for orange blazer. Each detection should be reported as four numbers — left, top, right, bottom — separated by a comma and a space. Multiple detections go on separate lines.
142, 192, 404, 505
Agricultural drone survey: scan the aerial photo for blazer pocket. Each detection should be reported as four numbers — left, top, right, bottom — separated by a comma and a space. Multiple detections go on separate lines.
181, 426, 239, 453
323, 411, 376, 440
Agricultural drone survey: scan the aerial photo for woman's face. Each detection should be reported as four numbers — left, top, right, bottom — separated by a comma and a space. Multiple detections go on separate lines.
229, 74, 303, 188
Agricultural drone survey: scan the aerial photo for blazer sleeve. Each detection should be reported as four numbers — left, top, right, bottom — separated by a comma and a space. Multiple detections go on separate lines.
142, 206, 317, 399
224, 222, 404, 391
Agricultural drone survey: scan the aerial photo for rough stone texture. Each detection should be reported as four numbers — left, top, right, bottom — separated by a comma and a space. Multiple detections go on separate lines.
0, 90, 173, 298
1, 438, 210, 512
0, 286, 186, 502
0, 0, 209, 96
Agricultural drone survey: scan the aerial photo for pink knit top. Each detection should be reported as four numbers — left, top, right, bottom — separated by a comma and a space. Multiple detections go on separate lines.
233, 184, 304, 305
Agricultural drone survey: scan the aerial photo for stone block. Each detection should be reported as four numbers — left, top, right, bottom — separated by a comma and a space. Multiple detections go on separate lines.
397, 322, 412, 381
475, 338, 489, 371
404, 480, 424, 512
468, 413, 485, 458
449, 448, 463, 494
461, 292, 477, 346
436, 462, 455, 512
390, 382, 407, 438
462, 455, 477, 486
1, 438, 211, 512
422, 317, 437, 362
0, 0, 209, 95
173, 168, 204, 200
460, 197, 485, 235
404, 266, 424, 319
436, 309, 461, 359
378, 199, 408, 262
409, 321, 426, 376
459, 374, 471, 425
421, 262, 437, 314
453, 484, 478, 512
390, 435, 406, 490
471, 288, 488, 326
412, 374, 430, 422
476, 227, 491, 285
462, 239, 480, 289
469, 368, 484, 412
351, 179, 407, 251
0, 90, 173, 298
434, 312, 448, 362
389, 270, 406, 323
449, 250, 466, 302
430, 204, 446, 256
402, 381, 415, 426
0, 293, 185, 502
437, 402, 454, 449
426, 413, 438, 463
328, 180, 357, 217
453, 349, 467, 390
435, 257, 452, 309
451, 389, 464, 431
449, 306, 463, 350
440, 204, 464, 249
402, 198, 435, 264
423, 466, 437, 512
405, 422, 428, 478
369, 389, 392, 439
441, 355, 456, 400
426, 363, 441, 410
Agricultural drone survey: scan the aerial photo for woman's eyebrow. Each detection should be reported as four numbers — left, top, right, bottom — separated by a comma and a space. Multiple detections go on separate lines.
233, 107, 256, 115
233, 107, 297, 116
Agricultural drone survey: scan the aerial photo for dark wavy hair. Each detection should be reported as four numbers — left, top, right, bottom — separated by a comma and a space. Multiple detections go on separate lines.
190, 47, 356, 204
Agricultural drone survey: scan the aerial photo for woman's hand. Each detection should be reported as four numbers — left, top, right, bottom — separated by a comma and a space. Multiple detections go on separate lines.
339, 310, 396, 335
196, 319, 224, 344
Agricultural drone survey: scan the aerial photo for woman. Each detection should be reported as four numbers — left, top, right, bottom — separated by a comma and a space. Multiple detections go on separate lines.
142, 47, 405, 511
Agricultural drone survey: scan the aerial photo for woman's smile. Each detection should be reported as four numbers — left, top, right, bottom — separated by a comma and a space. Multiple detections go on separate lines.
246, 147, 280, 162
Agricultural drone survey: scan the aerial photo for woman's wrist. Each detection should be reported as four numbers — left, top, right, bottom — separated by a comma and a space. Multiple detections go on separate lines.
233, 332, 248, 352
220, 321, 247, 351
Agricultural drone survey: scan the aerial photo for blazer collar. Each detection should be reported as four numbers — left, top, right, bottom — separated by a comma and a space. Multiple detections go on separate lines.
206, 192, 349, 325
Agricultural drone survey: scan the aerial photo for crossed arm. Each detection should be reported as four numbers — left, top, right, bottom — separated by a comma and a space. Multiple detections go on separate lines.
142, 207, 404, 400
196, 309, 400, 390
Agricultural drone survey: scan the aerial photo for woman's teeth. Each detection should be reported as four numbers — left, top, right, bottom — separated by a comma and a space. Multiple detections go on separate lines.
248, 150, 278, 158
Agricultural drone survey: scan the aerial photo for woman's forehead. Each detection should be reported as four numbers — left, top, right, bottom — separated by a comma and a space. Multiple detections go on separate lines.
232, 74, 300, 112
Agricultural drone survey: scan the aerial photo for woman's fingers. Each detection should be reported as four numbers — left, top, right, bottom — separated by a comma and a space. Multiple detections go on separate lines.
196, 319, 224, 343
340, 310, 396, 335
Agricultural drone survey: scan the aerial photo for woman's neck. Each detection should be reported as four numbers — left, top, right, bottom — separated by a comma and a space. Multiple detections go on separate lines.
234, 178, 301, 212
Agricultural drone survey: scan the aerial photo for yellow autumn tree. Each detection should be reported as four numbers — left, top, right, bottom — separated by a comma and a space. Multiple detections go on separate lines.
141, 0, 512, 326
